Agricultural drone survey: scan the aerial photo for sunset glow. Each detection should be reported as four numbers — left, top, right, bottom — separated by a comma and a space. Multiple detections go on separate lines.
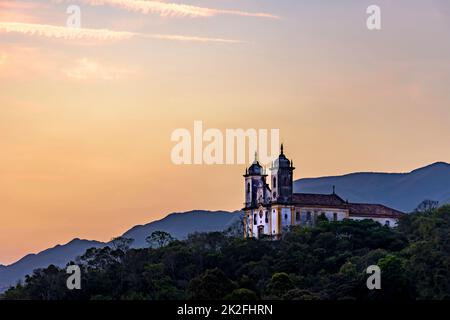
1, 0, 450, 265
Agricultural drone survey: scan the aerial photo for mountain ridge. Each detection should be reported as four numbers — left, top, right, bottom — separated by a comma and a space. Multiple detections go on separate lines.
301, 162, 450, 179
0, 210, 239, 292
0, 238, 105, 293
294, 161, 450, 212
122, 210, 240, 248
1, 162, 449, 293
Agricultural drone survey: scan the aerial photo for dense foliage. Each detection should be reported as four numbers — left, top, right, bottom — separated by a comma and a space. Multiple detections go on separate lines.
3, 205, 450, 300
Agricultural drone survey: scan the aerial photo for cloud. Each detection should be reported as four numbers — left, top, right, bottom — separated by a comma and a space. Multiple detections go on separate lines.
56, 0, 279, 19
0, 1, 47, 10
0, 22, 136, 41
0, 22, 243, 44
149, 34, 244, 43
0, 1, 47, 22
62, 58, 135, 80
0, 46, 136, 81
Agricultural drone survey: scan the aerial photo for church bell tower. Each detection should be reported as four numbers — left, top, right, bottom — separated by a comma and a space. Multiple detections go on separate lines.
270, 144, 295, 204
243, 152, 267, 209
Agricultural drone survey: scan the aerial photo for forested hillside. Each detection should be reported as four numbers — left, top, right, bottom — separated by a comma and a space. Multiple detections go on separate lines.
3, 205, 450, 300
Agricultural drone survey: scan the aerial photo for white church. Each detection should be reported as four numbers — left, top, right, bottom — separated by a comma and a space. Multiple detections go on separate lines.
243, 145, 404, 239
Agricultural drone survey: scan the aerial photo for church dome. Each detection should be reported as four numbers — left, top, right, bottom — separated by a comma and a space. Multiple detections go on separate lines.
272, 144, 291, 168
248, 160, 263, 175
245, 151, 266, 176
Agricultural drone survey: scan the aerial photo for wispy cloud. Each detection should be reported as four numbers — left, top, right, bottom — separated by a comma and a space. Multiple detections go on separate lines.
0, 22, 136, 41
0, 1, 47, 10
0, 46, 136, 81
62, 58, 136, 80
56, 0, 279, 19
149, 34, 244, 43
0, 22, 243, 44
0, 1, 47, 22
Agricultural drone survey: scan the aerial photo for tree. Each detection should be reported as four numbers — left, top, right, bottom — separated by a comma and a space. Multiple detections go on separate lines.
146, 231, 175, 248
111, 237, 134, 252
143, 263, 185, 300
223, 213, 244, 238
187, 268, 236, 300
224, 288, 258, 300
414, 200, 439, 213
374, 254, 412, 300
265, 272, 294, 298
5, 208, 450, 301
317, 213, 329, 224
282, 289, 321, 300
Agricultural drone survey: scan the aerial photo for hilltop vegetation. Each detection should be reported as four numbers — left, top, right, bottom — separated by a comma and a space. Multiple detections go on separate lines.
3, 205, 450, 300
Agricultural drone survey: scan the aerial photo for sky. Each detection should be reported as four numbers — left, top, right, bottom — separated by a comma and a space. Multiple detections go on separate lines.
1, 0, 450, 265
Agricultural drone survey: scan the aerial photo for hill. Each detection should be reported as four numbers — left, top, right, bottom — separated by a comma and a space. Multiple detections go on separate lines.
0, 239, 104, 293
1, 162, 449, 293
4, 206, 450, 300
0, 210, 239, 292
121, 210, 240, 248
294, 162, 450, 212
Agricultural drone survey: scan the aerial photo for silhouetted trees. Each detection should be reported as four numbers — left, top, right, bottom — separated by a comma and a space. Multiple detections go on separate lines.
145, 231, 175, 249
414, 199, 439, 213
3, 205, 450, 300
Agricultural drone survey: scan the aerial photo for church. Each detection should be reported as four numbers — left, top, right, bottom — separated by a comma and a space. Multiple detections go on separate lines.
243, 145, 404, 239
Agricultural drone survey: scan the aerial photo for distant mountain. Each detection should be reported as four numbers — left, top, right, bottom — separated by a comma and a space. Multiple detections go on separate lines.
1, 162, 449, 293
294, 162, 450, 212
122, 210, 240, 248
0, 210, 239, 293
0, 239, 104, 293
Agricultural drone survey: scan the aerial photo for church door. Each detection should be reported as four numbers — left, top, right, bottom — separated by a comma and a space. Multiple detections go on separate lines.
257, 226, 264, 238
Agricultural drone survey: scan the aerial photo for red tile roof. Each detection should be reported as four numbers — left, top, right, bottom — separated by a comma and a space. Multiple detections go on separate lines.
293, 193, 346, 207
348, 203, 404, 219
292, 193, 405, 219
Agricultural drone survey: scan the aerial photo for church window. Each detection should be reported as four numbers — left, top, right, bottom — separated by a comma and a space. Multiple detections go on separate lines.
254, 214, 257, 223
265, 212, 269, 223
296, 212, 300, 221
247, 183, 250, 194
273, 191, 277, 198
273, 177, 276, 188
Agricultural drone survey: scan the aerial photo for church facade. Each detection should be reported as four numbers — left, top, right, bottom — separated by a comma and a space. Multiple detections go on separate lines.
243, 145, 404, 239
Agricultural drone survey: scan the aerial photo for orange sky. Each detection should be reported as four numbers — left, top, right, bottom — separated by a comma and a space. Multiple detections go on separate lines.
1, 0, 450, 265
